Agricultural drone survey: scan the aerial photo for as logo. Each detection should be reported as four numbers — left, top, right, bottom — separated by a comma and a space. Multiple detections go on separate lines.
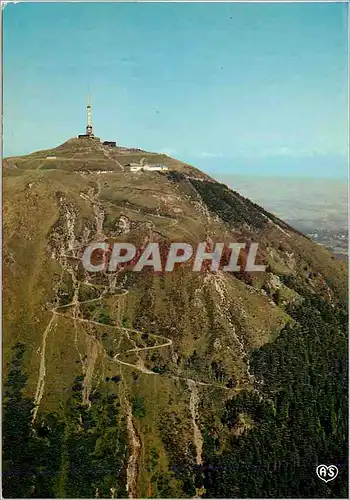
316, 464, 338, 483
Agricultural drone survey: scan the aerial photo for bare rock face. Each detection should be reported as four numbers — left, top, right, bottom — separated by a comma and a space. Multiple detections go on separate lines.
116, 215, 131, 235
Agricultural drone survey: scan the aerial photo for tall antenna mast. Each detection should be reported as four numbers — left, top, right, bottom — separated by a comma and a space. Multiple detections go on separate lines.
86, 94, 93, 136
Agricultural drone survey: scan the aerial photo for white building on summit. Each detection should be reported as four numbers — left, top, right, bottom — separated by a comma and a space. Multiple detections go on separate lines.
129, 162, 169, 173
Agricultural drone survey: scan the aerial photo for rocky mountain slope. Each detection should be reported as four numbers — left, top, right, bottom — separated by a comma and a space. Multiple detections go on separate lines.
3, 138, 348, 498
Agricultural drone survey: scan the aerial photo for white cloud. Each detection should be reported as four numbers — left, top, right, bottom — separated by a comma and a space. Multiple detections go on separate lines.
199, 151, 224, 158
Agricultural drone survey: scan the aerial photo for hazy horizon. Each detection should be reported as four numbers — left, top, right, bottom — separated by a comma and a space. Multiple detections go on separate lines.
216, 173, 348, 232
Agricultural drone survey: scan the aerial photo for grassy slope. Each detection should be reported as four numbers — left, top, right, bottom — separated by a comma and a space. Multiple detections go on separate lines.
3, 141, 347, 497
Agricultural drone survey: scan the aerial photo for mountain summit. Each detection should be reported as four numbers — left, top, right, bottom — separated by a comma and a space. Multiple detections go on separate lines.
3, 140, 348, 498
3, 137, 209, 179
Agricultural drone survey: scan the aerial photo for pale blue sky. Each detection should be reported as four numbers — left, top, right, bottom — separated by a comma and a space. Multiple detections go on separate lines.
3, 1, 348, 178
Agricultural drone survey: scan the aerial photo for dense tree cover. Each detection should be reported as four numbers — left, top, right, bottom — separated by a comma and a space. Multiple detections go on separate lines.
132, 396, 146, 419
166, 171, 187, 183
157, 414, 197, 498
189, 180, 268, 230
3, 347, 128, 498
3, 343, 64, 498
3, 343, 38, 498
59, 378, 127, 498
187, 177, 305, 238
203, 293, 348, 498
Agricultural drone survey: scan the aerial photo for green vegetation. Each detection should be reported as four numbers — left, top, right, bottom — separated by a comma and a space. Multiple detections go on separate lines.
189, 179, 268, 230
3, 343, 64, 498
203, 293, 348, 498
151, 365, 168, 374
98, 307, 113, 325
3, 343, 36, 498
59, 377, 127, 498
132, 396, 146, 419
157, 415, 197, 498
3, 346, 127, 498
3, 138, 348, 498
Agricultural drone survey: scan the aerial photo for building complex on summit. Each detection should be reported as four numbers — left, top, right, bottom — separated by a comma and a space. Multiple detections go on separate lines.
78, 99, 168, 172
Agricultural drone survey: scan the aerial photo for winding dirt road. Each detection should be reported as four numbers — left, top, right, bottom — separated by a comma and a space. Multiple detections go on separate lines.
31, 182, 231, 498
